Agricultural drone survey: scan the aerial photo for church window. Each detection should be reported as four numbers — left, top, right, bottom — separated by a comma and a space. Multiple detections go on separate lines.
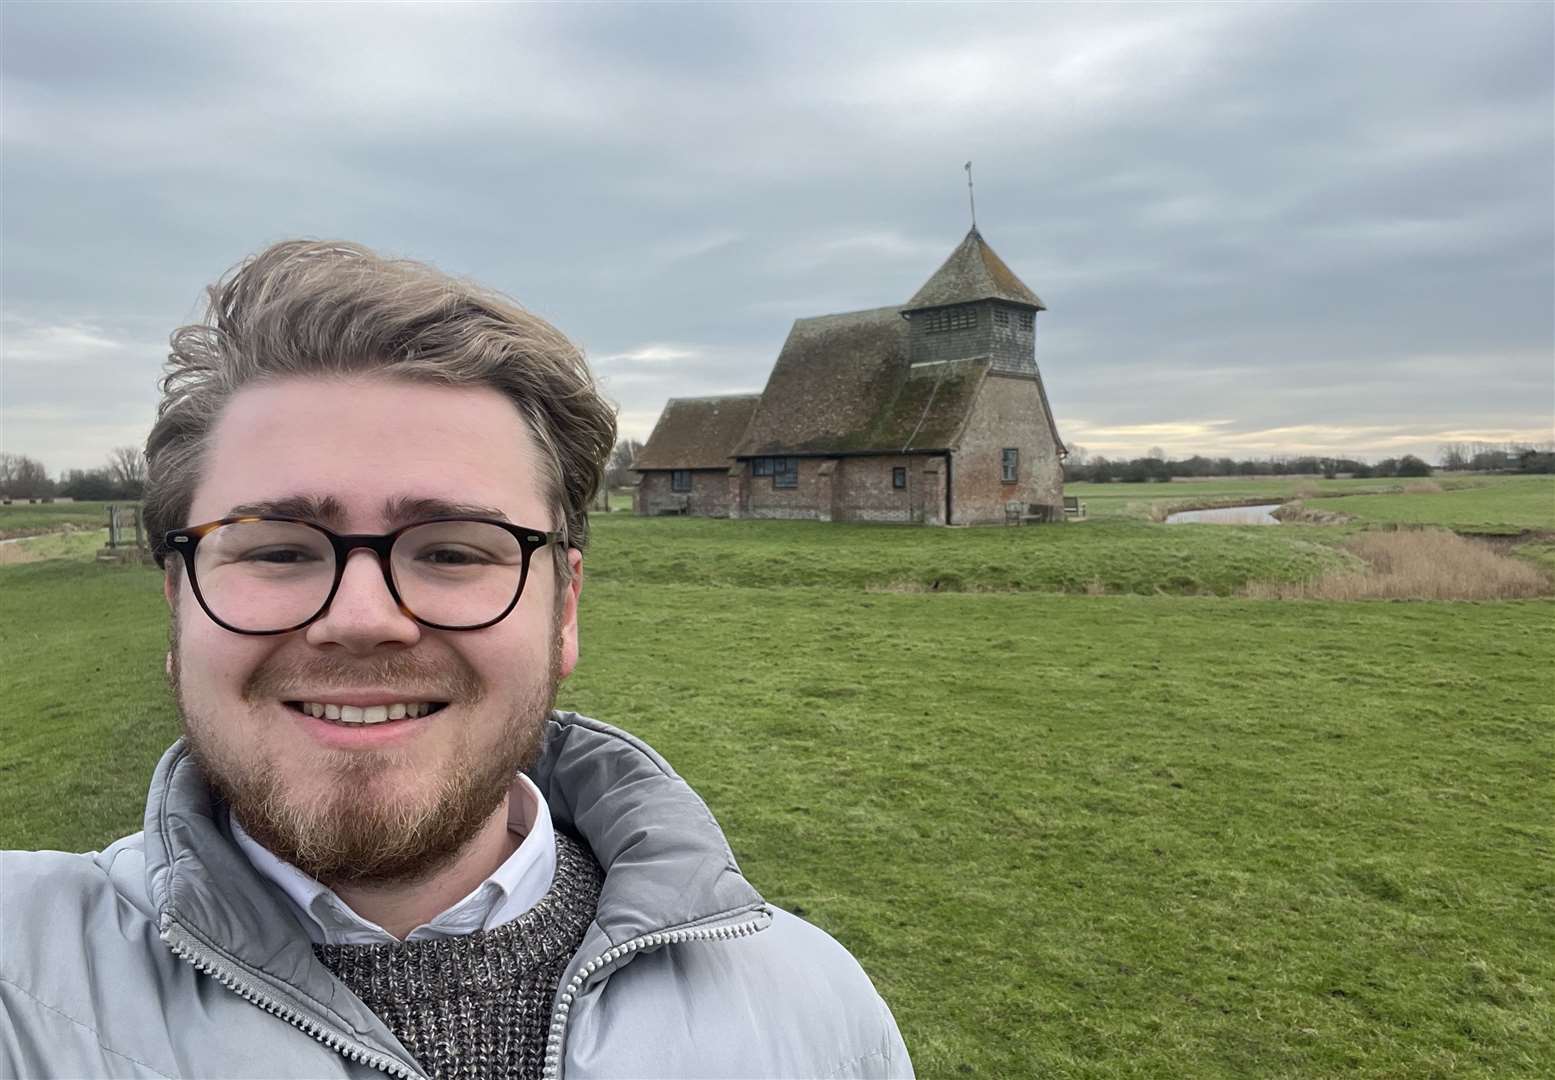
773, 457, 799, 489
1018, 311, 1034, 331
752, 456, 798, 485
1002, 448, 1019, 483
671, 470, 692, 492
924, 306, 977, 333
993, 308, 1010, 327
892, 467, 907, 489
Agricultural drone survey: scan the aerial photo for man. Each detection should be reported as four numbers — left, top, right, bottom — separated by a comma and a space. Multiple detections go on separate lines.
0, 241, 911, 1079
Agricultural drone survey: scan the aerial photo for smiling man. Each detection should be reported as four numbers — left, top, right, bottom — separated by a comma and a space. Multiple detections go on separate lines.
0, 241, 911, 1079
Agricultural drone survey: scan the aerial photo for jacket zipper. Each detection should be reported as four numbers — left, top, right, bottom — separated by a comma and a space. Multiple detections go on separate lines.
160, 917, 424, 1080
540, 909, 771, 1080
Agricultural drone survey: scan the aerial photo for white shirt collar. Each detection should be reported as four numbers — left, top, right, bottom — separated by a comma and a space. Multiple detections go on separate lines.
231, 772, 557, 945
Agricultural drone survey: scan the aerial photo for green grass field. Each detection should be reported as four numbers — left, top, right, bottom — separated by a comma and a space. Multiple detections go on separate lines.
1066, 477, 1419, 521
1302, 476, 1555, 533
2, 483, 1551, 1078
0, 500, 113, 537
1065, 474, 1550, 527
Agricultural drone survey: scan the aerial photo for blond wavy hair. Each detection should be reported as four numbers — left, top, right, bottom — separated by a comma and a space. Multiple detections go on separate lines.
145, 240, 616, 576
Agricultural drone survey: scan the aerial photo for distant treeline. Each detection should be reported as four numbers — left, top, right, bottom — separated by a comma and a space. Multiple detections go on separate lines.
1064, 441, 1554, 484
1437, 441, 1555, 474
0, 449, 146, 501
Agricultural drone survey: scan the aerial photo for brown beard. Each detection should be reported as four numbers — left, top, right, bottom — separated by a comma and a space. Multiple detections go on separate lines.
170, 618, 559, 889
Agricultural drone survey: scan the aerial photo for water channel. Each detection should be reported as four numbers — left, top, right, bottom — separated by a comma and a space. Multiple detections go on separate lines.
1165, 503, 1284, 525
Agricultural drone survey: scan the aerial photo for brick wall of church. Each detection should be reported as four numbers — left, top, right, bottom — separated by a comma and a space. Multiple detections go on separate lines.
833, 455, 918, 523
743, 458, 825, 519
951, 373, 1064, 525
635, 470, 730, 516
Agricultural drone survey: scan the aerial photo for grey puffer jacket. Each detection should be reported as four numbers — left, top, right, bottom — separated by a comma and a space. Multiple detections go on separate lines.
1, 712, 912, 1079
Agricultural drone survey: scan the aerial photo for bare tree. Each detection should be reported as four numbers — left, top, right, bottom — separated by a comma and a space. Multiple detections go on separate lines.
1147, 445, 1166, 462
0, 453, 52, 499
107, 446, 147, 490
605, 438, 645, 491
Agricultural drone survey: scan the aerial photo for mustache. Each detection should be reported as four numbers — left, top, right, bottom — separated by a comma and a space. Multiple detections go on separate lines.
242, 651, 485, 703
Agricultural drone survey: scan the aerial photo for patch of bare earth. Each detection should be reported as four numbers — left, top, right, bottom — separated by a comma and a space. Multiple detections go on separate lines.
0, 543, 47, 566
1244, 529, 1551, 601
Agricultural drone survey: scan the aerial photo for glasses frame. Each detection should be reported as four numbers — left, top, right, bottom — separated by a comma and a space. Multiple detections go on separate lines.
162, 515, 567, 636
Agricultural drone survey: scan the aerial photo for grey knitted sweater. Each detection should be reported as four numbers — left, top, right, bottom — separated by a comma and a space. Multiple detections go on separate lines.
314, 831, 603, 1080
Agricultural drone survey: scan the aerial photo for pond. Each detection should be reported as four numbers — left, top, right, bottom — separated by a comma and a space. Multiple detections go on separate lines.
1165, 503, 1284, 525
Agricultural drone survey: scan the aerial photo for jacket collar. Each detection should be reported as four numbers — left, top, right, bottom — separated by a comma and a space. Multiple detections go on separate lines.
143, 712, 765, 984
528, 711, 766, 945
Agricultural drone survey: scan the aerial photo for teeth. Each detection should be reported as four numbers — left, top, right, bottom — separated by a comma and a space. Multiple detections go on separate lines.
300, 701, 438, 724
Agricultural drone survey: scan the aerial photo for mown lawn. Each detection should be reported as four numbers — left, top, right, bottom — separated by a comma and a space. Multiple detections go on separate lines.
2, 517, 1551, 1078
1303, 476, 1555, 534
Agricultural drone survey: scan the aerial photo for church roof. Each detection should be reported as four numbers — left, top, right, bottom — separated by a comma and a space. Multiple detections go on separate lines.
633, 393, 762, 470
904, 227, 1045, 311
732, 307, 989, 457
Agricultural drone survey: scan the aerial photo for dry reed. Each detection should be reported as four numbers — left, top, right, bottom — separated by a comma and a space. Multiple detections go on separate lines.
1403, 480, 1444, 494
1243, 528, 1550, 601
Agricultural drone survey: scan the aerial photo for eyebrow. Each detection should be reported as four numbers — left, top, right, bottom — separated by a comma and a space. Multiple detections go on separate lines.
224, 495, 510, 527
383, 496, 510, 525
226, 495, 346, 524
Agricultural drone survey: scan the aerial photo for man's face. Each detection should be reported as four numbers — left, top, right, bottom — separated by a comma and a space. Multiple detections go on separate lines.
167, 374, 581, 885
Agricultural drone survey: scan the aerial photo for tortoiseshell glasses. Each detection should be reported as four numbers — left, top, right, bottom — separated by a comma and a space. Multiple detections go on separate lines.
162, 516, 566, 635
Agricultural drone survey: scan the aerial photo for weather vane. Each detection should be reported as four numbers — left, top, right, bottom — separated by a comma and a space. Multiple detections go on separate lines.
964, 161, 977, 229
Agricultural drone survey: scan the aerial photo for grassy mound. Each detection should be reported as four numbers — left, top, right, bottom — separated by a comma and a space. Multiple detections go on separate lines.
585, 514, 1349, 596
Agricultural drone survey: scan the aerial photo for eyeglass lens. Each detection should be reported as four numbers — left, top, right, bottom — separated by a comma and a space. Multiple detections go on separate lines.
192, 520, 527, 632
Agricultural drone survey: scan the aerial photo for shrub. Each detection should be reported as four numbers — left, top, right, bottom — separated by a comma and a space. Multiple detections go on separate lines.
1396, 455, 1433, 478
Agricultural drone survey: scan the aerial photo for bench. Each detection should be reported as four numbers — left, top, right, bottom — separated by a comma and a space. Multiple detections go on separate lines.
1063, 496, 1086, 520
1007, 501, 1062, 525
653, 495, 692, 516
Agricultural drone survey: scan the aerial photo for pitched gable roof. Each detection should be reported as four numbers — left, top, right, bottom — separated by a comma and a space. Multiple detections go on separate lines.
732, 307, 989, 457
633, 394, 761, 470
904, 227, 1045, 311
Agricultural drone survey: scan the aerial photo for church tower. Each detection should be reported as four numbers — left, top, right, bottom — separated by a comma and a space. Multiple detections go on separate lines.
899, 227, 1045, 377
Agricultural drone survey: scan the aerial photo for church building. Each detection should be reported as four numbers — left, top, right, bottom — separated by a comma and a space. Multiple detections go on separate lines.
633, 227, 1067, 525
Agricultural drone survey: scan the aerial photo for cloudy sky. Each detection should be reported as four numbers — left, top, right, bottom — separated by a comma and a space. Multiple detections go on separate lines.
3, 2, 1551, 472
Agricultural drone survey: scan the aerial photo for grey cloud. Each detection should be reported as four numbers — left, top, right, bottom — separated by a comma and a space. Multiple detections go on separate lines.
2, 1, 1550, 473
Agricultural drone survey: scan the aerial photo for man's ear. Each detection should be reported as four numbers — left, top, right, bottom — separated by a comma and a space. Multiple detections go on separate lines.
557, 548, 584, 679
163, 570, 178, 678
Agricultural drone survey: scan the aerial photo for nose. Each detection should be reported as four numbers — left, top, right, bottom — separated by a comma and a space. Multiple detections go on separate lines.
303, 549, 421, 654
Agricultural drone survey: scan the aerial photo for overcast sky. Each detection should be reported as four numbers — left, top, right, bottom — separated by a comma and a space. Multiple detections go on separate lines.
3, 2, 1551, 473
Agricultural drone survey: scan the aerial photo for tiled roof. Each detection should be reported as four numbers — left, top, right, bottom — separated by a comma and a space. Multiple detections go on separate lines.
632, 393, 762, 470
904, 227, 1045, 311
732, 307, 989, 457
